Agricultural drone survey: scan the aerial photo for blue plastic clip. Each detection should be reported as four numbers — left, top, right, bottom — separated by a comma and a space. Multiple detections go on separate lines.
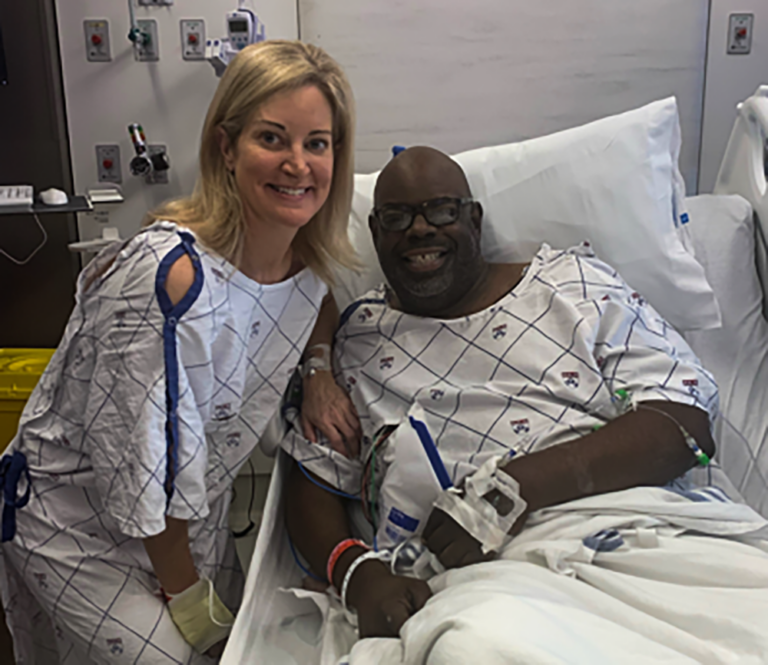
392, 145, 406, 157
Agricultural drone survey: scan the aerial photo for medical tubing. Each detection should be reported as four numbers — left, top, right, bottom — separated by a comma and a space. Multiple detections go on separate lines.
296, 460, 360, 501
0, 213, 48, 266
371, 441, 377, 550
721, 413, 768, 489
231, 459, 256, 539
287, 534, 325, 582
632, 402, 710, 466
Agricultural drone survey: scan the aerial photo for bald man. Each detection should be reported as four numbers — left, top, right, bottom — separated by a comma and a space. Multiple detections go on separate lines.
276, 148, 768, 660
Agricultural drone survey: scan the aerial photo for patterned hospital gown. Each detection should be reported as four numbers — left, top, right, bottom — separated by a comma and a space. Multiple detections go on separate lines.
0, 222, 326, 664
283, 243, 718, 546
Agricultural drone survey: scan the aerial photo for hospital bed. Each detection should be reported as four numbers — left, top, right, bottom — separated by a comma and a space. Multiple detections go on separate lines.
222, 87, 768, 664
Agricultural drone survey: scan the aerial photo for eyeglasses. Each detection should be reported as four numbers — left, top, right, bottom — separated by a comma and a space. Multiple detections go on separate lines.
372, 197, 474, 232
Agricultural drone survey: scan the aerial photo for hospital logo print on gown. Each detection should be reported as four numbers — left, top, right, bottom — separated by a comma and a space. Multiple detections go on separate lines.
358, 307, 374, 323
380, 356, 394, 370
251, 321, 261, 337
562, 371, 580, 388
683, 379, 700, 398
107, 638, 124, 656
492, 324, 508, 339
629, 292, 646, 307
430, 389, 445, 401
226, 431, 241, 447
510, 418, 530, 434
214, 403, 233, 421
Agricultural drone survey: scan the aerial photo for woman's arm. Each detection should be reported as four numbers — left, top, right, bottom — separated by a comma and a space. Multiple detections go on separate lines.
300, 293, 361, 457
143, 517, 199, 594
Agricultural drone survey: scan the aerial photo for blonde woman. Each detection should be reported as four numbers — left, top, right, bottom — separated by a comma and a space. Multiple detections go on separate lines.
0, 41, 358, 663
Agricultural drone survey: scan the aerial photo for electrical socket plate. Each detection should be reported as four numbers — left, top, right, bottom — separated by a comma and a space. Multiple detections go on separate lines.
84, 19, 111, 62
96, 145, 122, 184
181, 19, 206, 61
727, 13, 753, 55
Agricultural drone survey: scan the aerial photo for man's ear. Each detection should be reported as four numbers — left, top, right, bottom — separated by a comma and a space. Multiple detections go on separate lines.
369, 214, 379, 245
472, 202, 483, 233
217, 126, 236, 173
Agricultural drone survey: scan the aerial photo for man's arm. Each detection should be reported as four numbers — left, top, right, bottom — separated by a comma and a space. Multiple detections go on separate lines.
423, 401, 714, 568
285, 463, 431, 637
501, 400, 714, 515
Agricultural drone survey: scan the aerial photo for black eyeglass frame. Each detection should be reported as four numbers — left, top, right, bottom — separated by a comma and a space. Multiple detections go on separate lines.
372, 197, 475, 232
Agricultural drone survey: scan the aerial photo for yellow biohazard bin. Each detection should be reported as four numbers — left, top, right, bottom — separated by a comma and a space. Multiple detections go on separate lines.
0, 349, 55, 454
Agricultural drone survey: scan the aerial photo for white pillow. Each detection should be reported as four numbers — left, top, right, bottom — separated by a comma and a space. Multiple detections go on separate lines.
334, 98, 720, 331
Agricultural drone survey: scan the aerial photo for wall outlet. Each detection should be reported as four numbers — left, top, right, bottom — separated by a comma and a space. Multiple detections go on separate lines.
727, 13, 753, 55
95, 145, 122, 184
84, 19, 111, 62
181, 20, 206, 61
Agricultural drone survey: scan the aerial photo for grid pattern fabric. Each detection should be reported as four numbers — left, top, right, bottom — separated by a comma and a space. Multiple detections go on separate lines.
283, 243, 718, 500
0, 222, 326, 663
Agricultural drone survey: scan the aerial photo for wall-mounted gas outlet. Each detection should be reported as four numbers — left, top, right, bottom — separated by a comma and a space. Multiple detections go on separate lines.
135, 19, 159, 62
181, 20, 206, 61
727, 13, 753, 55
84, 20, 111, 62
96, 145, 122, 184
146, 145, 169, 184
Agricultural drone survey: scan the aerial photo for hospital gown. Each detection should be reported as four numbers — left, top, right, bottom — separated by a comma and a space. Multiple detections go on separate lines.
0, 221, 327, 664
284, 242, 719, 525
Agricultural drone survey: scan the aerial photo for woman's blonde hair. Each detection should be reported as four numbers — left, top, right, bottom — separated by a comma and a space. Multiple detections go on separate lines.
146, 40, 358, 284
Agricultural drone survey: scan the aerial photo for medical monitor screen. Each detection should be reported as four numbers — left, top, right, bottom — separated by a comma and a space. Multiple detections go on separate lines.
229, 20, 249, 33
0, 24, 7, 86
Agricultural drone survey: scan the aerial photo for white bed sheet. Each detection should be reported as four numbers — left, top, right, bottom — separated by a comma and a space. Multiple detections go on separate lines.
683, 194, 768, 517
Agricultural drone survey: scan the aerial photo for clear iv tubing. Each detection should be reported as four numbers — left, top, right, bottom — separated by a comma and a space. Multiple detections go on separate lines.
128, 0, 137, 33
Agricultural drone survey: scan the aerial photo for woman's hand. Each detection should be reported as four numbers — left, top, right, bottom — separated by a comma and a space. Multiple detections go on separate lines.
300, 369, 361, 458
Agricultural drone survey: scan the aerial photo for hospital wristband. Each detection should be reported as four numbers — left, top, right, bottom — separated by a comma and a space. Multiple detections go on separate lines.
326, 538, 369, 589
340, 550, 390, 613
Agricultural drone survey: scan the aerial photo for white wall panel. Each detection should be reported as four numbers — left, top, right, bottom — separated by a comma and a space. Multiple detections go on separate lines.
55, 0, 297, 244
300, 0, 708, 192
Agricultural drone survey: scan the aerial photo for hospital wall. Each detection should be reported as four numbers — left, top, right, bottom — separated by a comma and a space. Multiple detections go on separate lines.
300, 0, 710, 193
699, 0, 768, 193
55, 1, 298, 246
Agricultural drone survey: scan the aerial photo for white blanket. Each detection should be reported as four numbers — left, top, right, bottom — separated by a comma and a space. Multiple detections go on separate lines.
222, 463, 768, 665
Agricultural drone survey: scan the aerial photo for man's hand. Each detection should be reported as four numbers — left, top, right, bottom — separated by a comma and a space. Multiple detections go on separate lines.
300, 370, 361, 458
346, 560, 432, 638
422, 507, 496, 569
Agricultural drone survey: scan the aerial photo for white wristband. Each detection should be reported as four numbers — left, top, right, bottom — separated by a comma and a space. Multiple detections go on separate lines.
340, 550, 391, 613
